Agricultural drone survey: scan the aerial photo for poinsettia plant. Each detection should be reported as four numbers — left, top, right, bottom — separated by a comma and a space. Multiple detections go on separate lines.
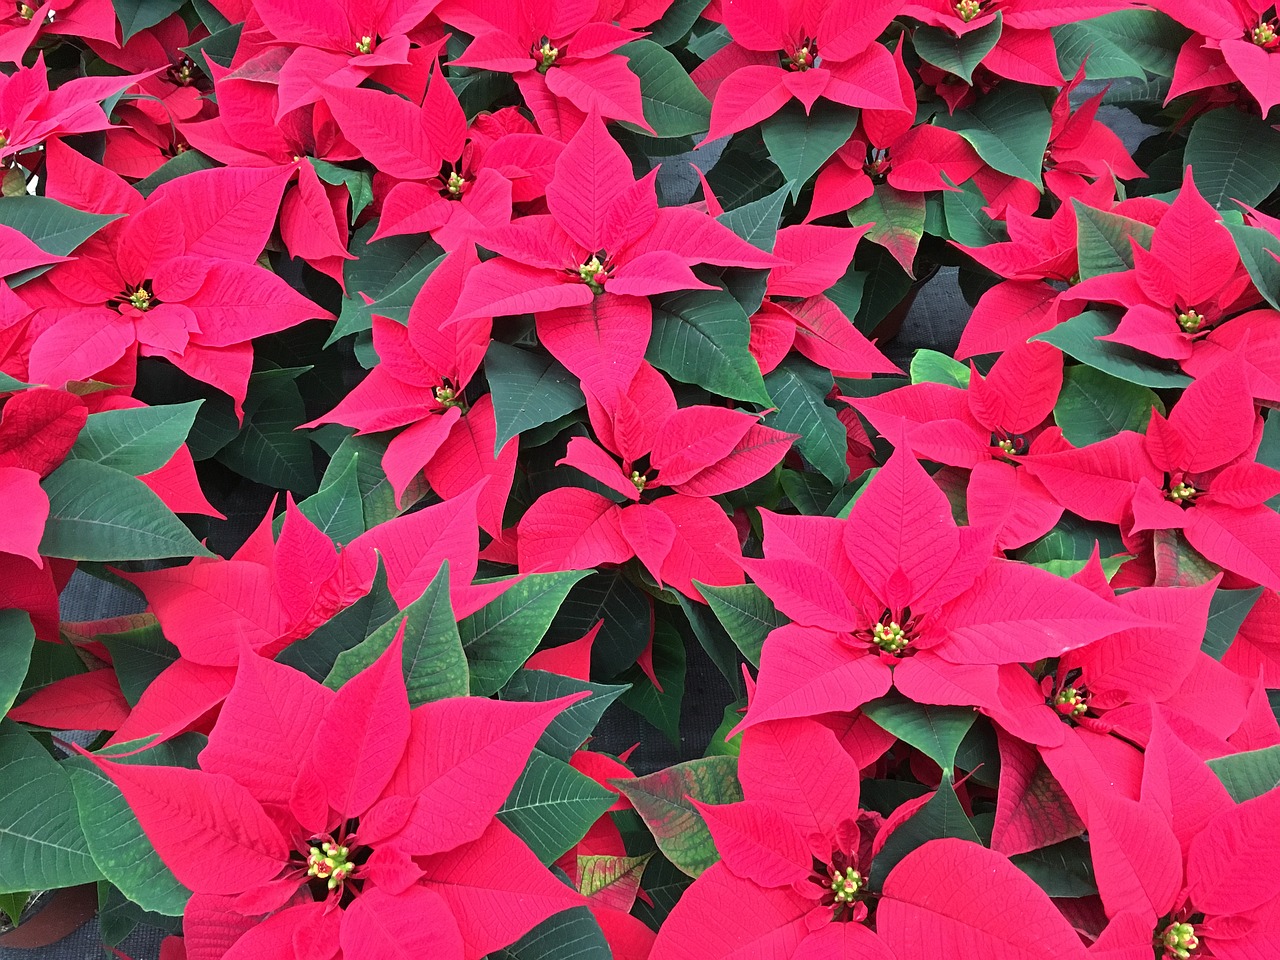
5, 0, 1280, 958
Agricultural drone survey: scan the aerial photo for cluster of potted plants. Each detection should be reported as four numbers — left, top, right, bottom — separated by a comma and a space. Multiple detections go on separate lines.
3, 0, 1280, 956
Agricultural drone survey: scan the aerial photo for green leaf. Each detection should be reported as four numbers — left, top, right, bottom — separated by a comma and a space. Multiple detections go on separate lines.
705, 137, 785, 210
545, 569, 652, 680
0, 720, 101, 893
0, 892, 25, 927
762, 101, 860, 199
647, 0, 710, 45
935, 83, 1052, 188
114, 0, 185, 41
1208, 746, 1280, 802
863, 693, 977, 774
849, 184, 926, 275
277, 562, 398, 682
1034, 310, 1192, 388
1153, 528, 1219, 588
40, 460, 210, 561
914, 14, 1003, 83
648, 288, 771, 405
1201, 586, 1264, 660
1054, 366, 1160, 445
497, 750, 617, 864
1184, 108, 1280, 209
99, 622, 178, 706
0, 197, 119, 285
217, 371, 317, 493
910, 349, 971, 388
1010, 838, 1096, 898
1054, 13, 1163, 80
325, 563, 469, 703
66, 736, 204, 915
461, 571, 591, 696
716, 184, 791, 253
618, 619, 686, 745
579, 852, 653, 899
870, 779, 980, 887
308, 158, 374, 220
1074, 200, 1155, 279
500, 670, 628, 761
487, 905, 610, 960
68, 401, 201, 475
295, 452, 366, 547
486, 342, 586, 454
333, 225, 443, 344
1019, 514, 1127, 567
620, 40, 711, 138
1226, 221, 1280, 312
324, 432, 427, 527
631, 854, 693, 929
134, 150, 219, 197
613, 755, 743, 878
182, 22, 241, 71
0, 611, 34, 718
942, 177, 1008, 247
763, 359, 847, 484
697, 582, 788, 668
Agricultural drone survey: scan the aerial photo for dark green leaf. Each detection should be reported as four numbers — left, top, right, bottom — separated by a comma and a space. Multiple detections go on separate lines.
849, 185, 927, 275
619, 619, 686, 745
545, 569, 652, 680
620, 40, 711, 138
1226, 221, 1280, 311
308, 158, 374, 220
500, 670, 628, 761
1201, 586, 1264, 660
1034, 310, 1192, 388
914, 15, 1003, 83
870, 779, 980, 887
1011, 838, 1096, 898
216, 374, 316, 493
647, 0, 711, 45
762, 101, 860, 199
863, 693, 977, 774
100, 622, 178, 706
716, 184, 790, 253
676, 595, 745, 695
497, 750, 618, 864
0, 611, 34, 718
648, 288, 771, 405
1074, 201, 1155, 279
69, 402, 201, 475
486, 905, 610, 960
134, 151, 219, 197
295, 452, 366, 547
1184, 108, 1280, 209
943, 177, 1008, 247
182, 23, 241, 71
936, 84, 1052, 188
763, 359, 847, 484
461, 571, 591, 696
277, 563, 397, 682
487, 342, 586, 454
0, 720, 101, 893
697, 582, 788, 667
613, 755, 743, 878
0, 197, 119, 285
333, 225, 443, 344
40, 460, 210, 561
1054, 366, 1160, 445
1208, 746, 1280, 801
115, 0, 185, 41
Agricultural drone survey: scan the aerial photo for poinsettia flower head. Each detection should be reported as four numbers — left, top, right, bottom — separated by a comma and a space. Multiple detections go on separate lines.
448, 111, 781, 406
737, 439, 1148, 730
307, 247, 518, 536
438, 0, 652, 132
692, 0, 906, 143
16, 142, 331, 415
82, 629, 590, 960
1066, 168, 1257, 364
1160, 0, 1280, 112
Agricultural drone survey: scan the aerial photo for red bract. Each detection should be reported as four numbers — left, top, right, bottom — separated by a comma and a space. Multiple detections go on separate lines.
308, 247, 518, 536
448, 112, 780, 406
1065, 169, 1257, 365
16, 142, 330, 413
1043, 70, 1145, 202
736, 440, 1146, 729
82, 630, 588, 960
517, 361, 792, 600
1161, 0, 1280, 112
438, 0, 651, 132
0, 386, 83, 566
694, 0, 906, 143
0, 0, 116, 64
1024, 357, 1280, 590
851, 340, 1065, 548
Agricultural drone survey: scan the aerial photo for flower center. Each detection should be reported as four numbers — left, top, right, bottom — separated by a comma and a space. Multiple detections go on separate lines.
785, 41, 816, 71
1167, 481, 1197, 504
307, 841, 356, 891
434, 383, 464, 409
630, 469, 647, 492
118, 283, 156, 313
1158, 921, 1199, 959
863, 148, 891, 180
829, 865, 863, 903
871, 620, 909, 655
955, 0, 984, 21
1176, 309, 1204, 333
1053, 685, 1088, 718
444, 171, 467, 198
355, 35, 374, 54
536, 38, 559, 72
578, 254, 608, 293
1253, 20, 1277, 45
169, 56, 195, 85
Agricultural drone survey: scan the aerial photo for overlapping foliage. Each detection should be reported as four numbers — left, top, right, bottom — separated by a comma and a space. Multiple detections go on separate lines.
5, 0, 1280, 958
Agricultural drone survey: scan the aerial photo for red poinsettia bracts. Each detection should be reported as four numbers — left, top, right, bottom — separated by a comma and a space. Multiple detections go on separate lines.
1025, 357, 1280, 590
81, 630, 588, 960
307, 247, 518, 536
1042, 69, 1146, 202
15, 142, 330, 412
0, 0, 116, 64
1160, 0, 1280, 113
438, 0, 651, 132
448, 112, 781, 406
736, 440, 1147, 729
517, 361, 794, 599
850, 340, 1065, 549
692, 0, 906, 144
